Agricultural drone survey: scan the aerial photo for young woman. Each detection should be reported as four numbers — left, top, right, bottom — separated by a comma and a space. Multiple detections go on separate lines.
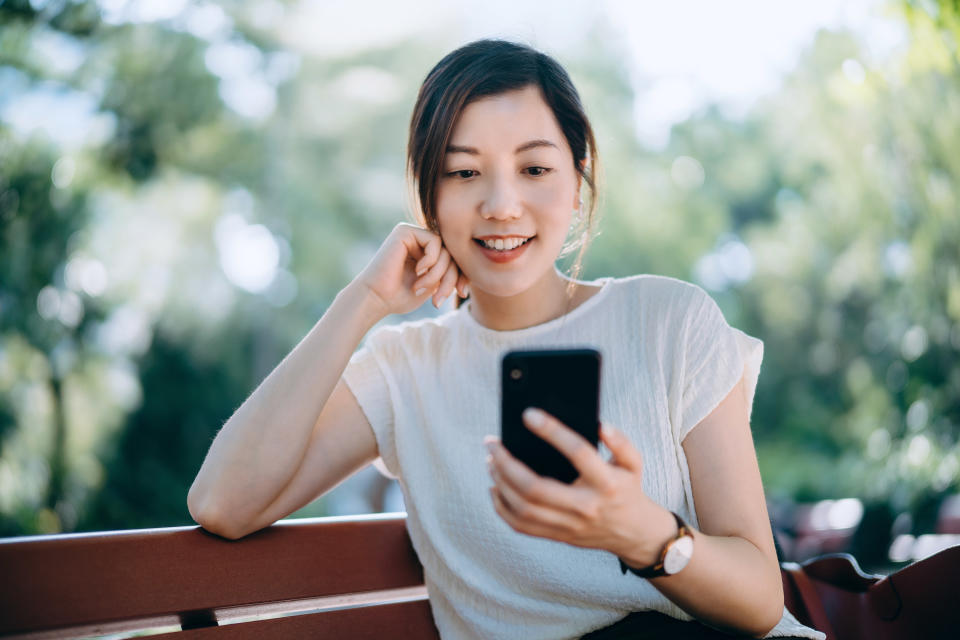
188, 40, 824, 640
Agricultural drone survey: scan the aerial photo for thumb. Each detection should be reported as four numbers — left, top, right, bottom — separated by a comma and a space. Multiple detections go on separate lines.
600, 424, 643, 474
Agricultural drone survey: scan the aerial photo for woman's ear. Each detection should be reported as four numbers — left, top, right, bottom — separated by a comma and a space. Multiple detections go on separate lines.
572, 158, 586, 209
572, 176, 583, 210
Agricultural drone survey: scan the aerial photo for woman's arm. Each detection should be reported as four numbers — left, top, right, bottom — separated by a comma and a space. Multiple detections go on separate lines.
186, 282, 386, 538
485, 374, 783, 639
188, 223, 466, 539
627, 374, 784, 637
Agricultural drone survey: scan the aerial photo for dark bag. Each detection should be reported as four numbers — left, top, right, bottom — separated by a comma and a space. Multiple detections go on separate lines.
780, 545, 960, 640
580, 609, 810, 639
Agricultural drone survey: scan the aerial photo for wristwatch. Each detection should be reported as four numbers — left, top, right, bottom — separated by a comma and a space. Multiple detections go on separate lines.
619, 511, 694, 578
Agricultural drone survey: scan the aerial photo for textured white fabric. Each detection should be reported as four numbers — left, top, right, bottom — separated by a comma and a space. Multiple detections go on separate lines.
342, 273, 825, 640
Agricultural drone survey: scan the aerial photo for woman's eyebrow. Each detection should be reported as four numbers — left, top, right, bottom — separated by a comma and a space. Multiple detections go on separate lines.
445, 139, 559, 155
515, 139, 558, 153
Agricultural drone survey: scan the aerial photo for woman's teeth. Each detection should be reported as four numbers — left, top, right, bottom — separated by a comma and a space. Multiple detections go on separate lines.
476, 237, 532, 251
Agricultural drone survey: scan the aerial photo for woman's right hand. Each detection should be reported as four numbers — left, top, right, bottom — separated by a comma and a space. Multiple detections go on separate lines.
354, 223, 470, 318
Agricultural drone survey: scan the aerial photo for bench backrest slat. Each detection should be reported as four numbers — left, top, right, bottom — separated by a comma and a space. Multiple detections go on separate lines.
148, 600, 439, 639
0, 514, 426, 636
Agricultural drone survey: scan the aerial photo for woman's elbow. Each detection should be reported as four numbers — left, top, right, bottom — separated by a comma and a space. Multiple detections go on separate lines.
192, 508, 247, 540
206, 524, 246, 541
188, 492, 244, 540
751, 577, 785, 638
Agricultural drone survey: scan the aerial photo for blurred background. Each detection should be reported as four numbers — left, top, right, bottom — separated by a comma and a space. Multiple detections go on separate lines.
1, 0, 958, 575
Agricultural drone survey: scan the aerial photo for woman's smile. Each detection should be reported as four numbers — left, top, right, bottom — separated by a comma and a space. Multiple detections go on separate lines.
473, 235, 537, 263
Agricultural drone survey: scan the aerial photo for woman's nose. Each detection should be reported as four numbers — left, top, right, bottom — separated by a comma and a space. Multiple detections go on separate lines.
479, 176, 522, 220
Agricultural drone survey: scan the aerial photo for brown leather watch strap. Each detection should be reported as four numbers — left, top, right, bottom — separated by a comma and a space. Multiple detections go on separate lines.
619, 511, 689, 578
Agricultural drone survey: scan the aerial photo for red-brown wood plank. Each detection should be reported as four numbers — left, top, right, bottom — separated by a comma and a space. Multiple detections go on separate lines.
150, 600, 440, 639
0, 514, 424, 635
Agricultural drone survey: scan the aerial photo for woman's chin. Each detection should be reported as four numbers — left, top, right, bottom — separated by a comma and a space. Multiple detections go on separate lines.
463, 274, 542, 300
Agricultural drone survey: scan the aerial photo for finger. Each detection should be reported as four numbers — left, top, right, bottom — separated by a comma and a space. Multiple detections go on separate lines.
456, 272, 471, 298
414, 235, 441, 276
522, 408, 611, 489
397, 226, 440, 273
488, 440, 586, 516
433, 261, 460, 307
490, 466, 582, 532
600, 423, 644, 474
489, 487, 571, 541
412, 249, 450, 296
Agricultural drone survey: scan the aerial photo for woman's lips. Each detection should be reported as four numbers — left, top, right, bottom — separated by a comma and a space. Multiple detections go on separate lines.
473, 237, 534, 263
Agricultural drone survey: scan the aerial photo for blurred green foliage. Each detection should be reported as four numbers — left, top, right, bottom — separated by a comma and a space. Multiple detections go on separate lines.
0, 0, 957, 555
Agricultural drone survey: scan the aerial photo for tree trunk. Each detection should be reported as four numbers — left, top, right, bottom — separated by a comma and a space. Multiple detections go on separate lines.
44, 373, 67, 526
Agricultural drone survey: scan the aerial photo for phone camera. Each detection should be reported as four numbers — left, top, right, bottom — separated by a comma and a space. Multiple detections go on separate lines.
510, 368, 523, 380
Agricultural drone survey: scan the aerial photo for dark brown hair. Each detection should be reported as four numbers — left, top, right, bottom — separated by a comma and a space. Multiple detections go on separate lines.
406, 39, 601, 307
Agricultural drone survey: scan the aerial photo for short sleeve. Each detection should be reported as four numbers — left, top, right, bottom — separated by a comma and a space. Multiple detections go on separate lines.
342, 330, 401, 480
676, 287, 764, 442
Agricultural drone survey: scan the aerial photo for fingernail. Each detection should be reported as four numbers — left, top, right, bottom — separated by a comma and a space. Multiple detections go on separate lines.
415, 288, 427, 296
416, 267, 427, 276
463, 285, 471, 296
485, 441, 496, 454
523, 408, 545, 428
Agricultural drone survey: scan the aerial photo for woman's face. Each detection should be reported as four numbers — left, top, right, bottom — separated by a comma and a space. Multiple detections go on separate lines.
435, 85, 581, 298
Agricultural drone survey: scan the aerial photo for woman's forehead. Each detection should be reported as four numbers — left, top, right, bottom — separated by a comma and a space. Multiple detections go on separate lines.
448, 86, 568, 154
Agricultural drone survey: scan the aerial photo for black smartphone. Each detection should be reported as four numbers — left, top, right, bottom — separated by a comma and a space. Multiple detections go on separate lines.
500, 348, 602, 484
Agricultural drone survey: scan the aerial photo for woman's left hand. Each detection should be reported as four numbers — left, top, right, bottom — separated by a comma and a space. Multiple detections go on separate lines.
485, 408, 675, 567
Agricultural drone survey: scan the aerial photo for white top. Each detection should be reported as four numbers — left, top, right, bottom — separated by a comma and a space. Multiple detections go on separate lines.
342, 273, 825, 640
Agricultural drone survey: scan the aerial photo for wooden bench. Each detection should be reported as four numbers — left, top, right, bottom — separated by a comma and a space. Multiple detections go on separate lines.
2, 512, 956, 639
0, 513, 439, 639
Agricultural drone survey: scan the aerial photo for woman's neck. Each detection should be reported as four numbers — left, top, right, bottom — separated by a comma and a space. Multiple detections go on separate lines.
466, 268, 587, 331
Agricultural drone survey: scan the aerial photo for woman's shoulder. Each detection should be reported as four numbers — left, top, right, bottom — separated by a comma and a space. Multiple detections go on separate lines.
607, 273, 711, 311
599, 275, 725, 349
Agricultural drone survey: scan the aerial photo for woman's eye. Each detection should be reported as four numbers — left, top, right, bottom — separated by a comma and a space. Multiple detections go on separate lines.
447, 169, 477, 179
525, 166, 551, 177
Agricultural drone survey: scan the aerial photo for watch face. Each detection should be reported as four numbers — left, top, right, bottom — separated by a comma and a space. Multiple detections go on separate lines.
664, 535, 694, 574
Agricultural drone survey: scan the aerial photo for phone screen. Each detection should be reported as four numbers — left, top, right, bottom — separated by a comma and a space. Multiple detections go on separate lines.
500, 348, 601, 484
